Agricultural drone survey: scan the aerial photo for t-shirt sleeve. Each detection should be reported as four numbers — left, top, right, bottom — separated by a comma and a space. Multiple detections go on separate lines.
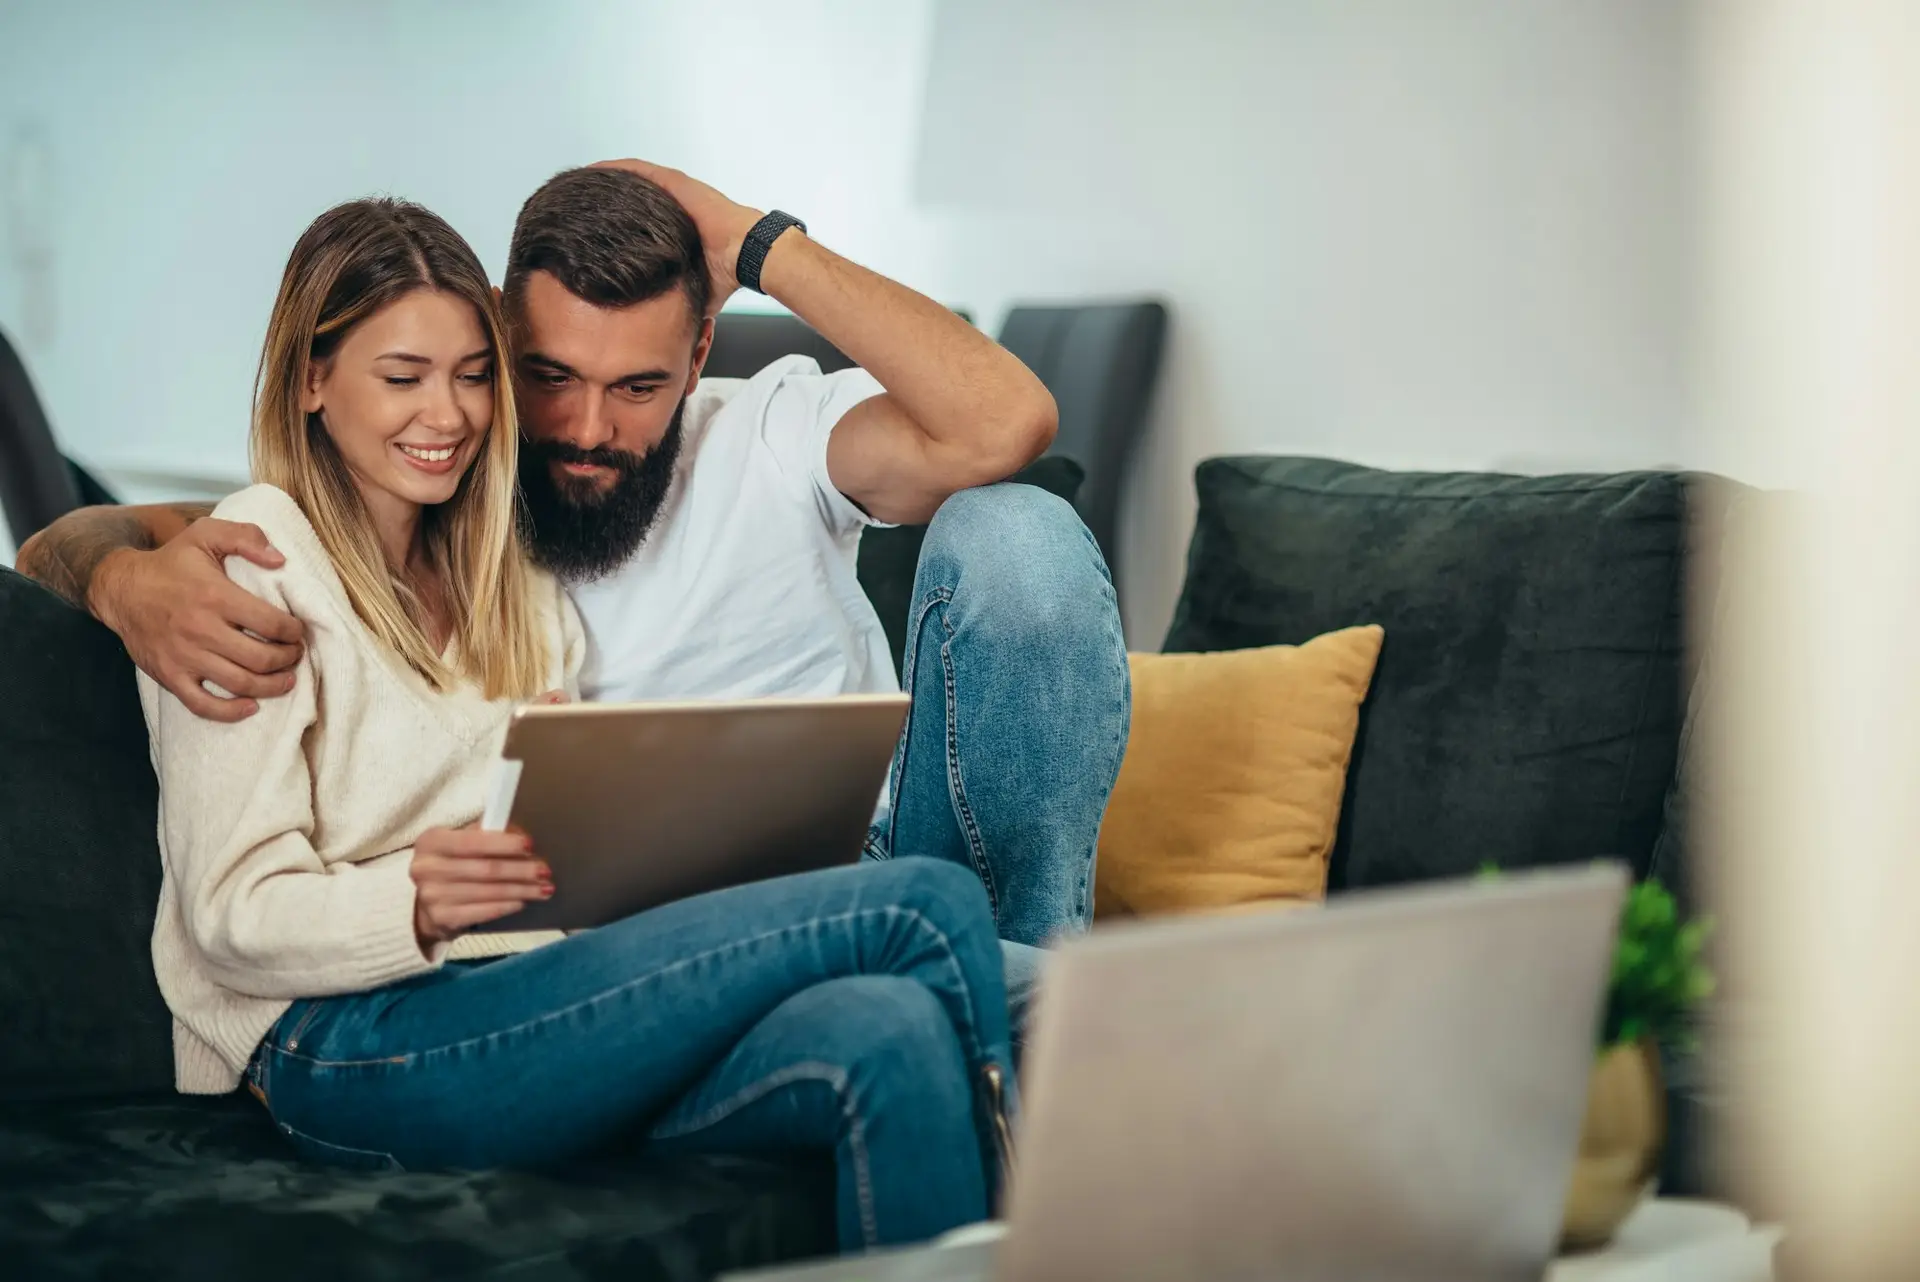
757, 364, 889, 537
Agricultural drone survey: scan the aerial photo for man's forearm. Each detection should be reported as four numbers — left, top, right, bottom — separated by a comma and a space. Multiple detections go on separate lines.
588, 158, 1056, 485
758, 234, 1056, 466
16, 502, 211, 615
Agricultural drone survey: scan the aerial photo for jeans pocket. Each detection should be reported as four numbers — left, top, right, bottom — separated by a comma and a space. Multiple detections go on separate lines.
274, 999, 325, 1054
275, 1120, 405, 1173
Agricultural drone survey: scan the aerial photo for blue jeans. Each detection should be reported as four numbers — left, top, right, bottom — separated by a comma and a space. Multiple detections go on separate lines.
250, 483, 1127, 1250
252, 859, 1011, 1250
866, 483, 1131, 1036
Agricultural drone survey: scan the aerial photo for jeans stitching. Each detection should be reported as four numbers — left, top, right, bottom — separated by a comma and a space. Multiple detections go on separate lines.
279, 1001, 322, 1052
650, 1061, 878, 1248
274, 1118, 405, 1171
1082, 643, 1132, 926
928, 593, 999, 919
882, 586, 945, 862
276, 906, 995, 1072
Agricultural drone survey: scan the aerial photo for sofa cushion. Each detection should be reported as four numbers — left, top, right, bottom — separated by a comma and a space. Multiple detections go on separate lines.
856, 459, 1085, 679
1095, 627, 1383, 917
1163, 457, 1687, 891
0, 567, 174, 1100
0, 1092, 832, 1281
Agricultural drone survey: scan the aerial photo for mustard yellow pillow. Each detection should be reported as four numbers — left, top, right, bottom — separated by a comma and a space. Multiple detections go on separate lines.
1095, 626, 1385, 918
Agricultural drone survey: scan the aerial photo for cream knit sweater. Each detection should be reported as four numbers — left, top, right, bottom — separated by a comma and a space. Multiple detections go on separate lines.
137, 485, 585, 1094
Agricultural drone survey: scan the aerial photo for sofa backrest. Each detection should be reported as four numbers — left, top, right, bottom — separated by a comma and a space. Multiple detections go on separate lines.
0, 323, 83, 547
1164, 456, 1723, 894
997, 301, 1168, 594
0, 567, 174, 1100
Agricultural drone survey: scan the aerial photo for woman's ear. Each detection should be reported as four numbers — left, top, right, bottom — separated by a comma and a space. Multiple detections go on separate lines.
300, 359, 327, 414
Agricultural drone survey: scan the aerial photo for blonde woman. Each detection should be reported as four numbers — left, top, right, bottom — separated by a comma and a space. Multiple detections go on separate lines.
143, 198, 1011, 1251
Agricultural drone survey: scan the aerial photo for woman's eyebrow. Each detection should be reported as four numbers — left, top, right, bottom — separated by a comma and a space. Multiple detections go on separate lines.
373, 349, 493, 364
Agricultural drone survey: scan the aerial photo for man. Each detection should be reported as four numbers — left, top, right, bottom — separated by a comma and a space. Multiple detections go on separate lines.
19, 161, 1130, 1025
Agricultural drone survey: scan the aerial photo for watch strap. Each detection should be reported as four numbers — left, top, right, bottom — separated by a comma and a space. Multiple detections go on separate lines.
736, 210, 806, 294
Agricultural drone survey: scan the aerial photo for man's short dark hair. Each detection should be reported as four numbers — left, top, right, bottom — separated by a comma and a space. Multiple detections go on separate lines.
504, 167, 709, 321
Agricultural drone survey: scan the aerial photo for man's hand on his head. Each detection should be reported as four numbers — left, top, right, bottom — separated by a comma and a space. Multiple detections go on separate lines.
590, 159, 764, 314
97, 519, 305, 724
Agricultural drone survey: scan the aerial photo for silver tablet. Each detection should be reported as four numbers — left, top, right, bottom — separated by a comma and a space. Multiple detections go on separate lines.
476, 694, 909, 932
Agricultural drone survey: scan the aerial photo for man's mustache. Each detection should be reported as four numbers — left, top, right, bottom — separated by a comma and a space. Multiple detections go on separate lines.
526, 440, 647, 474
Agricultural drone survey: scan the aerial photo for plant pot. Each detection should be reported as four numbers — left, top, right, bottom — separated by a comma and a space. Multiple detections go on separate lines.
1560, 1039, 1666, 1251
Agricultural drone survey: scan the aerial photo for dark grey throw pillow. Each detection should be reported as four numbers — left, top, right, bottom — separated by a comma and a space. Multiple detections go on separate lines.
1164, 457, 1690, 892
0, 567, 174, 1100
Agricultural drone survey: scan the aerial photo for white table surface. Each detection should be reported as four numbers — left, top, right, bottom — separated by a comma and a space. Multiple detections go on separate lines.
1547, 1199, 1780, 1282
933, 1198, 1780, 1281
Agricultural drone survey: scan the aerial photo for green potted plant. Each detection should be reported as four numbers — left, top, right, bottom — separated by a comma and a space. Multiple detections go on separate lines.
1483, 868, 1715, 1249
1567, 876, 1714, 1248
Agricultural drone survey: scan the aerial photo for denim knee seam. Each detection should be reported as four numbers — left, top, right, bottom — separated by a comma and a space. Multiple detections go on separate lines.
651, 1061, 878, 1247
935, 606, 1000, 918
895, 585, 1001, 920
276, 906, 1000, 1074
1080, 641, 1132, 926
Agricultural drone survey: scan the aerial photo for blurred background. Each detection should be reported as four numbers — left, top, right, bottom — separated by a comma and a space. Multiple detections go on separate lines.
4, 3, 1919, 1271
1, 0, 1700, 644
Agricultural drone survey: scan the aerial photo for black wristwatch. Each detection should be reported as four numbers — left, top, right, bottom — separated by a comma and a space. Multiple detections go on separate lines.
735, 210, 806, 294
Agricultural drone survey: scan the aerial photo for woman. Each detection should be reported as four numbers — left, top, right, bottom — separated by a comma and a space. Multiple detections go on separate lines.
139, 197, 1012, 1252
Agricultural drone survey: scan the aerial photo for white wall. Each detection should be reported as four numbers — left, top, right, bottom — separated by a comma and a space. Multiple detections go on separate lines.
0, 0, 939, 479
2, 0, 1693, 642
917, 0, 1694, 641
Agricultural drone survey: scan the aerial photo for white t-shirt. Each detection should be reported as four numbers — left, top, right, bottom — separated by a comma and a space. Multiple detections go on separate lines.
569, 356, 899, 703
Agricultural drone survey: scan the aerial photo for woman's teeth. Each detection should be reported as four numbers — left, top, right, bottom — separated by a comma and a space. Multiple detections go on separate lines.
398, 444, 456, 462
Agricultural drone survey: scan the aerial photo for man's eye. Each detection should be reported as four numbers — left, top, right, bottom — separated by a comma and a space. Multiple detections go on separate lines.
536, 373, 569, 388
621, 383, 656, 398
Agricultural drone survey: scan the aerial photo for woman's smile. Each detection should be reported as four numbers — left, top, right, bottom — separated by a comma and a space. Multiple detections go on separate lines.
395, 440, 463, 474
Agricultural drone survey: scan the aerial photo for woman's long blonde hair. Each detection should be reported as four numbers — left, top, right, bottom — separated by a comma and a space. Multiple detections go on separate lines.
252, 198, 548, 700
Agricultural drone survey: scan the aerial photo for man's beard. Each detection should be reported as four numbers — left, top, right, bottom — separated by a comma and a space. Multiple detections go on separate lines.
518, 403, 686, 582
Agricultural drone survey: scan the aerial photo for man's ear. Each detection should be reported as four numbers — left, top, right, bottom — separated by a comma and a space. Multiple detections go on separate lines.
299, 358, 328, 414
685, 314, 716, 397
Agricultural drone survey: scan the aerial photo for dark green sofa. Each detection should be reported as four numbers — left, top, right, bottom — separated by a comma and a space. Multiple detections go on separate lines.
2, 456, 1730, 1279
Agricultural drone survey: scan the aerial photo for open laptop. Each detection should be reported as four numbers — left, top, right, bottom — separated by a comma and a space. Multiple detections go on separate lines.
477, 694, 909, 932
727, 863, 1626, 1282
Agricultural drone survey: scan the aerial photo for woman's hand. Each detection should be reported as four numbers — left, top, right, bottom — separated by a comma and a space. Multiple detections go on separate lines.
410, 824, 553, 947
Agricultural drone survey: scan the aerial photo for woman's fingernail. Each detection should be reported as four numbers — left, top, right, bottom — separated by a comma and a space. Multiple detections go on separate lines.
539, 885, 555, 898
